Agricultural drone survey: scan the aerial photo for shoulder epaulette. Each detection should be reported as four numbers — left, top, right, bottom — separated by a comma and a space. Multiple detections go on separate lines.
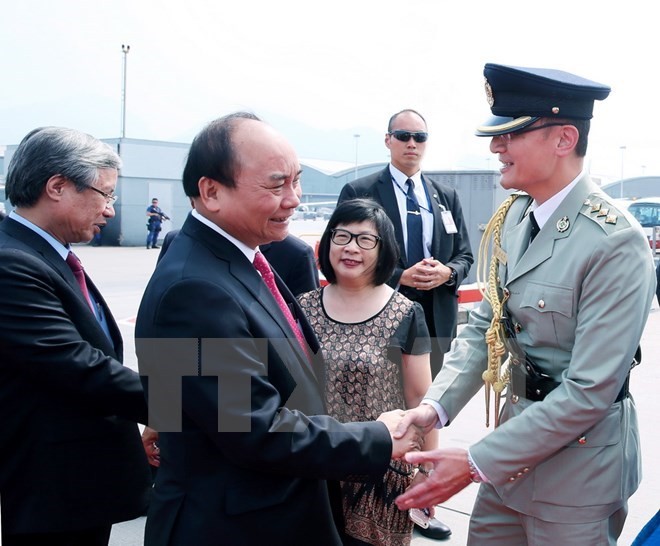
580, 193, 632, 232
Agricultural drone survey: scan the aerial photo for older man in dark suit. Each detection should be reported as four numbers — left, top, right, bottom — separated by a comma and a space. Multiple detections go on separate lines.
135, 112, 421, 546
0, 127, 151, 545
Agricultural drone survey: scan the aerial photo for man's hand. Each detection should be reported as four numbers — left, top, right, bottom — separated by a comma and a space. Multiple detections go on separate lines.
395, 448, 472, 510
377, 409, 424, 459
400, 258, 452, 291
141, 426, 160, 467
394, 404, 439, 440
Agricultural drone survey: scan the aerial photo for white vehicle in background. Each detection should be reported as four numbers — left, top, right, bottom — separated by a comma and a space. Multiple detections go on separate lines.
614, 197, 660, 251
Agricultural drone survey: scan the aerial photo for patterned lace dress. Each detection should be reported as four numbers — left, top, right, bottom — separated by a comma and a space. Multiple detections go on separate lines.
297, 288, 431, 546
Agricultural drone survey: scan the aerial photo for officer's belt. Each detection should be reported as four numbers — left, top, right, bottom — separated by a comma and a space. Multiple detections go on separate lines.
509, 362, 630, 403
501, 313, 632, 404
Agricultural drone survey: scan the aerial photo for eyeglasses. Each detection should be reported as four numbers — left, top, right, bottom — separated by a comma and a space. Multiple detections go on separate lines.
330, 228, 381, 250
496, 123, 566, 145
388, 130, 429, 143
85, 185, 118, 206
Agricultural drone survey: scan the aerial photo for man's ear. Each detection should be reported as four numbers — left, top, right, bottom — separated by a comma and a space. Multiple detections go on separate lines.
44, 174, 68, 201
197, 176, 223, 212
556, 125, 579, 157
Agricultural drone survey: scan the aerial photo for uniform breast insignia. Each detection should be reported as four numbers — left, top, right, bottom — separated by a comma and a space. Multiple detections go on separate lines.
597, 208, 609, 217
583, 199, 592, 207
493, 244, 508, 265
605, 215, 618, 225
590, 203, 602, 213
556, 216, 570, 233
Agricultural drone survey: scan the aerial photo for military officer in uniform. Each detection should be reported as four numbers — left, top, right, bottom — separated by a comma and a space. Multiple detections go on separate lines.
394, 63, 656, 545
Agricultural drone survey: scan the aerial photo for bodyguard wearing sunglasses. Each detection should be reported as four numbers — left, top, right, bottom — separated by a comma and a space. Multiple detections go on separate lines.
338, 109, 473, 541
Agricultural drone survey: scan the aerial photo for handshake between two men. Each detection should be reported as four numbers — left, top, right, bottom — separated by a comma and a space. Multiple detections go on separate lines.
378, 403, 477, 512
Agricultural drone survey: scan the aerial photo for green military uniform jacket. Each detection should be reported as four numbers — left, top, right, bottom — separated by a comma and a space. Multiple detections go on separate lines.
427, 175, 655, 523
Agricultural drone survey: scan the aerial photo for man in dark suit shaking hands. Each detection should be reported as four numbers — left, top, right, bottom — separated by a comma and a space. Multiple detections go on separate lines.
0, 127, 151, 545
135, 112, 422, 546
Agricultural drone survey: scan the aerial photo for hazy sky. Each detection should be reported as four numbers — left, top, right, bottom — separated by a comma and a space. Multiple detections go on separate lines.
2, 0, 657, 183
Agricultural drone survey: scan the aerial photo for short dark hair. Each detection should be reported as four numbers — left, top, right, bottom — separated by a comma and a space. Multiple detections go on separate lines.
570, 119, 590, 157
6, 127, 121, 207
387, 109, 427, 132
182, 111, 260, 197
318, 198, 399, 286
539, 117, 590, 157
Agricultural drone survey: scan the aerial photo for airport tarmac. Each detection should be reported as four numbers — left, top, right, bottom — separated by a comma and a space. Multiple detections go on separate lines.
3, 231, 657, 545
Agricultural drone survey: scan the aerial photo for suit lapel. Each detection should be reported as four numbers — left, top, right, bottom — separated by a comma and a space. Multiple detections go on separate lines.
374, 167, 407, 266
85, 276, 123, 356
0, 218, 123, 356
233, 257, 321, 384
187, 217, 320, 384
507, 177, 594, 284
423, 176, 447, 259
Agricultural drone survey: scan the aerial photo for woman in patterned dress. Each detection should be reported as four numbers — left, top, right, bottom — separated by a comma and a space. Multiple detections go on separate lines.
298, 199, 437, 546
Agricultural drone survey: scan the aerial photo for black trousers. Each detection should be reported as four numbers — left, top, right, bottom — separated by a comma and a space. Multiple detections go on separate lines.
405, 288, 447, 377
2, 525, 112, 546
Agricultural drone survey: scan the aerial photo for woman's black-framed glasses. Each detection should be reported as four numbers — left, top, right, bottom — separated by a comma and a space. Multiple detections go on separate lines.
388, 130, 429, 143
330, 228, 381, 250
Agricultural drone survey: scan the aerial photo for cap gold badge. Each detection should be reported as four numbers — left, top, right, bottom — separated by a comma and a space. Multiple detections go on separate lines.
485, 79, 494, 107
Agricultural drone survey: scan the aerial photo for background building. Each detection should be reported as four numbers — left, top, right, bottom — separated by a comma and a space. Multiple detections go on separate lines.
1, 138, 522, 282
601, 176, 660, 200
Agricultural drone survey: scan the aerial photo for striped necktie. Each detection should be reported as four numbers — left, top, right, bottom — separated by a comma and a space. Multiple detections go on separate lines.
66, 251, 96, 314
253, 251, 311, 361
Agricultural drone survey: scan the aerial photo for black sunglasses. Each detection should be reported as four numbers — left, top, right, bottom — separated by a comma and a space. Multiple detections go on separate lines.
389, 130, 429, 143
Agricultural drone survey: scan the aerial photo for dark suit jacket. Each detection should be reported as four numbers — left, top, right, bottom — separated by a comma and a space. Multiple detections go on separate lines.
0, 218, 151, 535
338, 166, 473, 351
135, 214, 391, 546
160, 230, 319, 296
260, 235, 319, 296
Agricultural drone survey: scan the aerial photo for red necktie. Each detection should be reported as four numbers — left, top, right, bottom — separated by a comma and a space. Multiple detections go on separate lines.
66, 251, 95, 314
253, 251, 310, 360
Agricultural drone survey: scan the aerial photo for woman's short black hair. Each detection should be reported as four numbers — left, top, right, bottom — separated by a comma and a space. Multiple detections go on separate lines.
318, 198, 399, 286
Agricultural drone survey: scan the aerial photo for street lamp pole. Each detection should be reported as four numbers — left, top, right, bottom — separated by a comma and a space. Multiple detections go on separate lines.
353, 134, 360, 180
619, 145, 626, 198
121, 44, 130, 138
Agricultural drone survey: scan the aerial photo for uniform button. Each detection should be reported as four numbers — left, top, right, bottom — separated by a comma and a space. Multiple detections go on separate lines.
509, 476, 516, 482
511, 394, 519, 404
578, 436, 587, 445
515, 323, 522, 333
523, 467, 530, 473
517, 471, 523, 477
538, 299, 545, 309
503, 288, 510, 298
